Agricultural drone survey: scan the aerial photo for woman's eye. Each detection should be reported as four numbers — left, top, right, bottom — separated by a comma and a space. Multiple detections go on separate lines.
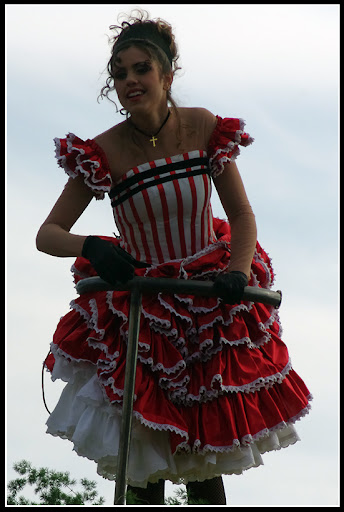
114, 70, 126, 80
113, 62, 151, 80
136, 63, 152, 74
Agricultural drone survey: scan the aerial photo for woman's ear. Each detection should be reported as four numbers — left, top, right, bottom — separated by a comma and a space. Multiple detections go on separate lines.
163, 72, 173, 91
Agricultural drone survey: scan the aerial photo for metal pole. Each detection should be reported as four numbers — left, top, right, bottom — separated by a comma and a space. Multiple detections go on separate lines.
76, 276, 282, 506
114, 286, 142, 505
76, 276, 282, 309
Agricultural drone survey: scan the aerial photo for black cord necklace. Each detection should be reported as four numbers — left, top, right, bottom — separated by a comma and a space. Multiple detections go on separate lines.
129, 110, 170, 147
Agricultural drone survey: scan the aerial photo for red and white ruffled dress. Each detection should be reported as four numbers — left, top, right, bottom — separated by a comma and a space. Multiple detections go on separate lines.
45, 116, 312, 487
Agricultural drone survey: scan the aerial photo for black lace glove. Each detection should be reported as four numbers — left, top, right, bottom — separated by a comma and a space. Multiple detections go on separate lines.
213, 271, 248, 305
82, 236, 148, 285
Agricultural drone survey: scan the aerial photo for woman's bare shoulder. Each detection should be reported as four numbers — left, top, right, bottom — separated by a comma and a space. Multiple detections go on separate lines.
177, 107, 217, 144
92, 122, 128, 180
178, 107, 217, 130
93, 122, 125, 149
178, 106, 216, 120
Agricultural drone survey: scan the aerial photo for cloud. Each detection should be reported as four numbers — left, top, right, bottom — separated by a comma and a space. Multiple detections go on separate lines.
7, 4, 339, 96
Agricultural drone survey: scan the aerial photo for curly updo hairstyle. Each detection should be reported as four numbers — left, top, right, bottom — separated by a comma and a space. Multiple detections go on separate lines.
98, 9, 181, 115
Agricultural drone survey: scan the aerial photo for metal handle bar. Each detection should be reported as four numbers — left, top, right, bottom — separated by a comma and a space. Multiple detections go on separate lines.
76, 276, 282, 308
75, 275, 281, 504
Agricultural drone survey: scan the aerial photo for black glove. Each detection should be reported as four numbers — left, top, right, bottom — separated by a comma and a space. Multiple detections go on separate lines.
213, 271, 248, 305
82, 236, 148, 285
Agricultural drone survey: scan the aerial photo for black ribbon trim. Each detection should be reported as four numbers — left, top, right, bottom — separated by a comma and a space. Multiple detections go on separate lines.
109, 156, 209, 199
110, 165, 211, 208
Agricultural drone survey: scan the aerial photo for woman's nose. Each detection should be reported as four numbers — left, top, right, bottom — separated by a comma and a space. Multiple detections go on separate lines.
125, 71, 139, 85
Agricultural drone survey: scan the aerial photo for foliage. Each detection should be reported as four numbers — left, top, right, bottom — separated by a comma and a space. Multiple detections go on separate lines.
165, 486, 210, 505
7, 460, 210, 505
164, 486, 190, 505
127, 485, 210, 505
7, 460, 105, 506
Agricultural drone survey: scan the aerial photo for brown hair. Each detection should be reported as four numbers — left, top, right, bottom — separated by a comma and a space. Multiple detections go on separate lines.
98, 9, 181, 114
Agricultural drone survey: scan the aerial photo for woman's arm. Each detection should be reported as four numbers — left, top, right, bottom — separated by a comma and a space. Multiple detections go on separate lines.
213, 161, 257, 278
36, 175, 94, 257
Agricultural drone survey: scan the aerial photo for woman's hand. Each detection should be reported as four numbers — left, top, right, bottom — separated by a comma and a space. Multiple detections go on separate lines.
213, 271, 248, 304
82, 236, 148, 285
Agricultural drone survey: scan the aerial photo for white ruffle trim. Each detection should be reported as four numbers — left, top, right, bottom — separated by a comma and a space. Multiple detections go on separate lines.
209, 119, 255, 178
65, 293, 283, 403
54, 133, 112, 200
63, 240, 283, 404
46, 357, 311, 488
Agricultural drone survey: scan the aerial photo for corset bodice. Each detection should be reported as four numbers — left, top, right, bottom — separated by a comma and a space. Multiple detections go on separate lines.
109, 150, 217, 265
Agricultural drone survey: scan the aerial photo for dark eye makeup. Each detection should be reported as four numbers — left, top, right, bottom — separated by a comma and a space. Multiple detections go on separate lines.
113, 60, 152, 80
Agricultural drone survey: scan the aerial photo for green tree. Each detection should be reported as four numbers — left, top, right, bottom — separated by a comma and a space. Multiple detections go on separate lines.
7, 460, 210, 505
127, 486, 209, 505
7, 460, 105, 505
164, 486, 189, 505
164, 487, 209, 506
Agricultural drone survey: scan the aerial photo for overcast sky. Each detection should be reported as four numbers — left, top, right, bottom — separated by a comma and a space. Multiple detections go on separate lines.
6, 4, 339, 506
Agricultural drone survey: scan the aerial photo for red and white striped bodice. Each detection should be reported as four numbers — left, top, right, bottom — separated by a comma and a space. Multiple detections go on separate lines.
109, 150, 217, 265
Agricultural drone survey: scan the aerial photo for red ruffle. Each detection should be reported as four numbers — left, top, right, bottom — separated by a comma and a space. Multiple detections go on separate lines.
208, 116, 254, 177
46, 218, 311, 454
54, 117, 253, 196
54, 133, 112, 199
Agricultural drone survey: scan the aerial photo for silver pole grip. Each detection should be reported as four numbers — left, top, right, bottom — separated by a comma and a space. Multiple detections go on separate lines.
75, 276, 282, 309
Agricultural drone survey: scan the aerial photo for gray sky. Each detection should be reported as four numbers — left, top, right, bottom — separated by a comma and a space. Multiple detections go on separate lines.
6, 4, 339, 505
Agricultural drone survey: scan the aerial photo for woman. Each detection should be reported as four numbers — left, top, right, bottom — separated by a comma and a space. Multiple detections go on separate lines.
37, 11, 312, 505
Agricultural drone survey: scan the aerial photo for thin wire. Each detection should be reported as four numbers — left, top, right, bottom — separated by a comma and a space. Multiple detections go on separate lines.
42, 352, 51, 414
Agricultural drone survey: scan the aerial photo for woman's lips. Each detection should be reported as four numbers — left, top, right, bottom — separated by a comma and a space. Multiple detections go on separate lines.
126, 89, 145, 100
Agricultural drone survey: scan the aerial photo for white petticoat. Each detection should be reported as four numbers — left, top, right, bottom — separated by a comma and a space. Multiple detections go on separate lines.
45, 352, 306, 488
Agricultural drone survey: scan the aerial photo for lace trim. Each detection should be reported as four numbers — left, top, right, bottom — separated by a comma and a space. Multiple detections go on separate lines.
246, 307, 282, 349
159, 373, 190, 391
168, 358, 293, 406
51, 306, 294, 407
70, 293, 189, 381
69, 296, 119, 363
69, 299, 91, 323
48, 351, 312, 452
137, 355, 187, 377
70, 263, 92, 281
197, 303, 247, 334
132, 410, 189, 440
252, 251, 274, 289
113, 391, 311, 456
47, 350, 312, 489
209, 119, 254, 178
51, 235, 286, 405
141, 306, 172, 330
157, 295, 194, 326
184, 336, 249, 368
177, 296, 222, 314
65, 273, 284, 393
141, 239, 230, 280
97, 375, 136, 403
49, 343, 96, 383
54, 133, 111, 200
180, 239, 231, 269
210, 144, 241, 178
174, 397, 312, 456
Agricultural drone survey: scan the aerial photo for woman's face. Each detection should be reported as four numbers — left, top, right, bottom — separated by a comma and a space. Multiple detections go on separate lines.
113, 46, 172, 115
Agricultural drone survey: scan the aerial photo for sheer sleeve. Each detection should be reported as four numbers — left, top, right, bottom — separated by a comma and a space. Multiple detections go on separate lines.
54, 133, 112, 200
207, 116, 254, 178
208, 116, 256, 278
